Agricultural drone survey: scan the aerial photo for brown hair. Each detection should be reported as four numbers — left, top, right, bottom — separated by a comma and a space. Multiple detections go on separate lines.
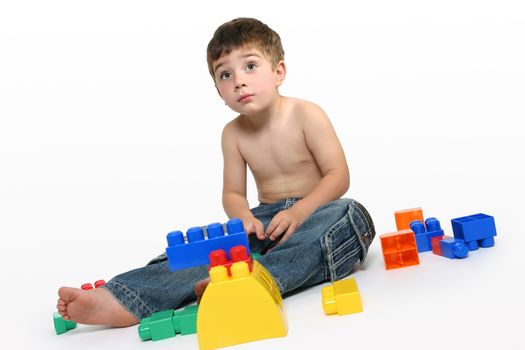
206, 18, 285, 79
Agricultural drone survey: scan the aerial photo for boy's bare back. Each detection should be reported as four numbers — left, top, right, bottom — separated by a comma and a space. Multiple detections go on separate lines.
223, 96, 348, 204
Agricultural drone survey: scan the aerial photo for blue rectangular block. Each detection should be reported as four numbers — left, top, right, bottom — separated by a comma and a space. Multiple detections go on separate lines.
451, 213, 497, 242
414, 232, 432, 252
440, 237, 469, 259
165, 218, 251, 271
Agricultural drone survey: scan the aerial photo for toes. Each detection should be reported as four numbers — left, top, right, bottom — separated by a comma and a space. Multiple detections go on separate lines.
58, 286, 80, 302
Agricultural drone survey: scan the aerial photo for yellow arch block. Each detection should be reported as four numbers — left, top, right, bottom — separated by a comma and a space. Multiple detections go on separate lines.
197, 261, 288, 350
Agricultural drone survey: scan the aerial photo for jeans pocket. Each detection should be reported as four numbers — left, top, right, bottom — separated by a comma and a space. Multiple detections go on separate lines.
322, 214, 363, 282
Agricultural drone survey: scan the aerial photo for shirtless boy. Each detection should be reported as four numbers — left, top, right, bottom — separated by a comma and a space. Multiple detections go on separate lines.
56, 17, 375, 327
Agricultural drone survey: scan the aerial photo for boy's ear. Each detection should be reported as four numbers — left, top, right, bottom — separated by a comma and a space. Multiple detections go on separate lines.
275, 60, 287, 87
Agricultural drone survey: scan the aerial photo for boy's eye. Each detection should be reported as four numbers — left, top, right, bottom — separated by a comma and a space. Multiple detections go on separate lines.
246, 63, 257, 71
219, 71, 231, 80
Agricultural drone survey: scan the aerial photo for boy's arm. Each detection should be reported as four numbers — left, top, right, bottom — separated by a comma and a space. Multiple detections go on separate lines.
293, 103, 350, 217
221, 122, 265, 239
266, 103, 350, 242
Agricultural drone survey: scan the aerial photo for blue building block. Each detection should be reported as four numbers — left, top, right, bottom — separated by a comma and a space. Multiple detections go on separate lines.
440, 237, 469, 259
451, 213, 497, 251
166, 218, 251, 271
410, 217, 444, 253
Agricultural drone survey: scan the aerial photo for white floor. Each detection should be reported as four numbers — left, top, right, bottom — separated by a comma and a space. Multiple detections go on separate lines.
4, 198, 523, 350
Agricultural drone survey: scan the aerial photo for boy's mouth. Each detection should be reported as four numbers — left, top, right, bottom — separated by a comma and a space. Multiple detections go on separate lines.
238, 94, 254, 102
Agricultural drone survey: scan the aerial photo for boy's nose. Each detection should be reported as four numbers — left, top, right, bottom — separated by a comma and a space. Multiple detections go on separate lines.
234, 74, 247, 90
235, 82, 246, 90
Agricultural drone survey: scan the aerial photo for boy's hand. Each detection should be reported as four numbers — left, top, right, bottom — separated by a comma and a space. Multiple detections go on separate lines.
265, 207, 306, 245
239, 214, 266, 240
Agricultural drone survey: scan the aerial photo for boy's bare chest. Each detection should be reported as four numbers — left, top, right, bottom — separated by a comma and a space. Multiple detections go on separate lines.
237, 126, 315, 178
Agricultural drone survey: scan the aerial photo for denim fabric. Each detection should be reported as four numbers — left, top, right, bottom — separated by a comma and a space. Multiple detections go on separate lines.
102, 198, 375, 321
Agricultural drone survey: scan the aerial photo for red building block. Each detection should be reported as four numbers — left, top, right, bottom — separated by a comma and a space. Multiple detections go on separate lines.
431, 235, 445, 256
81, 283, 93, 290
94, 279, 106, 288
380, 229, 420, 270
81, 279, 106, 290
394, 208, 424, 231
209, 246, 252, 276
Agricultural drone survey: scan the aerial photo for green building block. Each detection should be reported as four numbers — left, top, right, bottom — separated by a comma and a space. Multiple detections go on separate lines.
138, 309, 176, 341
138, 305, 198, 341
53, 312, 77, 335
252, 252, 262, 260
173, 304, 198, 335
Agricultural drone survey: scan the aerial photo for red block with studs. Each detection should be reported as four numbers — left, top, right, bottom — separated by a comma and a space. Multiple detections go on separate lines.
209, 245, 252, 275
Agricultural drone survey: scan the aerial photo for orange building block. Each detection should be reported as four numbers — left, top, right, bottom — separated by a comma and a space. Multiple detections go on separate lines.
394, 208, 424, 231
380, 229, 420, 270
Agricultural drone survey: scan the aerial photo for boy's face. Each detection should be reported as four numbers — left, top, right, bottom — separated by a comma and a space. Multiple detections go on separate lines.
212, 46, 286, 115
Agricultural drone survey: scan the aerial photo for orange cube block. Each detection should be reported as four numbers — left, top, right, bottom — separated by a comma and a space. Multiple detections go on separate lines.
394, 208, 424, 231
380, 229, 420, 270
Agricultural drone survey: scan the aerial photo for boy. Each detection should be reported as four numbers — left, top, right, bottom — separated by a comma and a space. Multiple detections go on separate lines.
56, 17, 375, 327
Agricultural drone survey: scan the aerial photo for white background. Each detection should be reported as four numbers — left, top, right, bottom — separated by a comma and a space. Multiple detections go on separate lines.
1, 1, 524, 349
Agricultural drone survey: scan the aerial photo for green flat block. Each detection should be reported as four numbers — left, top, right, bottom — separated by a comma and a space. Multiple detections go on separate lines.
53, 312, 77, 335
138, 309, 176, 341
252, 252, 262, 260
173, 304, 198, 335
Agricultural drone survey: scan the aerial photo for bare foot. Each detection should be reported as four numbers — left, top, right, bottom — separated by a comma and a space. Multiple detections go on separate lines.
57, 286, 138, 327
194, 278, 210, 304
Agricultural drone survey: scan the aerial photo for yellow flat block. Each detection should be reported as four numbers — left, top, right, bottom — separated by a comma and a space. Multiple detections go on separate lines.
197, 261, 287, 350
322, 277, 363, 315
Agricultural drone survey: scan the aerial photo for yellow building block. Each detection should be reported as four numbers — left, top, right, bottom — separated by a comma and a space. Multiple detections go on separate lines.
197, 261, 288, 350
322, 277, 363, 315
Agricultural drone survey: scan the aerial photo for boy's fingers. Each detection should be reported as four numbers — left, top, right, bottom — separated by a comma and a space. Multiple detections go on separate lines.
244, 224, 254, 235
269, 221, 288, 241
275, 223, 297, 246
255, 222, 265, 240
265, 219, 278, 236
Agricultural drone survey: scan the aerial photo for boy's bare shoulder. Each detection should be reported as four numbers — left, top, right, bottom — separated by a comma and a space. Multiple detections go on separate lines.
285, 96, 329, 124
221, 115, 243, 139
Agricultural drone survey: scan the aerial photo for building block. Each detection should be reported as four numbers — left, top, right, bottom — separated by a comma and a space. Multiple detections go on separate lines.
138, 304, 198, 341
431, 235, 445, 256
94, 279, 106, 288
197, 261, 287, 350
410, 218, 445, 252
81, 279, 106, 290
81, 283, 93, 290
440, 237, 469, 259
53, 312, 77, 335
173, 304, 198, 335
322, 277, 363, 316
380, 229, 420, 270
252, 252, 262, 260
451, 213, 497, 251
209, 246, 253, 275
394, 207, 424, 231
166, 218, 251, 271
139, 310, 176, 341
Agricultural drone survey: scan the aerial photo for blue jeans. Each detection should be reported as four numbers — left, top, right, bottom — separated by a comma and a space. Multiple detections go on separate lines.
102, 198, 375, 321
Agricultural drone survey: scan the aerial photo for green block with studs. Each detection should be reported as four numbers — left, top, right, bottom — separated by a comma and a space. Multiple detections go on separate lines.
53, 312, 77, 335
173, 304, 198, 335
138, 309, 176, 341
